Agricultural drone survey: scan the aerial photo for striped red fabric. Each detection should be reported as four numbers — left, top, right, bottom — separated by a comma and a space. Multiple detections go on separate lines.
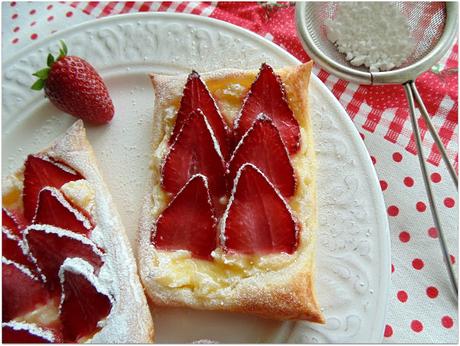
100, 2, 118, 17
385, 108, 409, 144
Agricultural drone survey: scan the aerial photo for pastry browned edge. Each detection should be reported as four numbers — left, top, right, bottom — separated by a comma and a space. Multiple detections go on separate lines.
3, 120, 155, 342
137, 62, 324, 323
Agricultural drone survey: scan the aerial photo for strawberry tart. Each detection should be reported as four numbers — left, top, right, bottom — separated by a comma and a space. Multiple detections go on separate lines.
138, 62, 324, 323
2, 121, 154, 343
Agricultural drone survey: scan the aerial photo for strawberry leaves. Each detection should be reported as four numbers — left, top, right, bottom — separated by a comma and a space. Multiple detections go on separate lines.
31, 41, 67, 91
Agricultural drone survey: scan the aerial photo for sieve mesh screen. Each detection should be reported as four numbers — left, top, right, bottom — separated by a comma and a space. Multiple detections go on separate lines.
303, 2, 446, 72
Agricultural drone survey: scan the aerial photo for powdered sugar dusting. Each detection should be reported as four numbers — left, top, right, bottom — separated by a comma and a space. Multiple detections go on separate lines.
58, 257, 114, 317
220, 163, 300, 247
23, 224, 104, 283
193, 339, 219, 344
219, 165, 242, 246
2, 207, 22, 231
61, 179, 96, 215
233, 64, 291, 131
325, 2, 414, 72
24, 224, 104, 259
37, 154, 81, 176
228, 113, 283, 166
194, 71, 231, 135
3, 228, 33, 268
2, 256, 38, 281
233, 67, 264, 130
199, 110, 225, 163
2, 226, 21, 242
2, 321, 55, 342
33, 187, 93, 230
160, 109, 225, 191
5, 121, 153, 342
154, 174, 218, 242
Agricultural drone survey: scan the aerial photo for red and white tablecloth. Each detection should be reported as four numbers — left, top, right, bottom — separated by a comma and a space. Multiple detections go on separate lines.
3, 1, 458, 343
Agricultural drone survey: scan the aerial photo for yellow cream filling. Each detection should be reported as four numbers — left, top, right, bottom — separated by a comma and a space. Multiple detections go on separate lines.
61, 179, 96, 214
2, 174, 24, 210
15, 300, 60, 327
153, 249, 297, 296
2, 174, 95, 217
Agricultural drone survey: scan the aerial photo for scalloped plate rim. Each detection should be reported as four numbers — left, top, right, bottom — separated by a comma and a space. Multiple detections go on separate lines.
2, 11, 390, 343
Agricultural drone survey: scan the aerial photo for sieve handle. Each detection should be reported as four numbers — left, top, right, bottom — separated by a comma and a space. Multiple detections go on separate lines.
409, 82, 458, 189
404, 83, 458, 298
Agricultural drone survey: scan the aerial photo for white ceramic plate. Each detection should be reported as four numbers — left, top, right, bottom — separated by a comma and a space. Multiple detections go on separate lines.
2, 12, 390, 343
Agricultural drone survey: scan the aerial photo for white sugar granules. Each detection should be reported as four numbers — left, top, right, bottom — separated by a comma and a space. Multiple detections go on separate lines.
325, 2, 414, 72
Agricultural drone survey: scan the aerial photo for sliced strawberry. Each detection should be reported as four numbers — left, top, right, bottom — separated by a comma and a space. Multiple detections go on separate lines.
2, 259, 50, 322
153, 174, 217, 260
2, 208, 26, 238
2, 322, 62, 343
33, 187, 94, 237
23, 155, 83, 221
2, 229, 33, 269
161, 109, 226, 200
59, 258, 112, 342
228, 115, 296, 198
25, 225, 104, 293
222, 163, 298, 255
234, 63, 300, 155
170, 71, 231, 159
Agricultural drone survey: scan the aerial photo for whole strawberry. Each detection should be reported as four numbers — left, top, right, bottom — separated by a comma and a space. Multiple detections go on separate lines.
31, 41, 114, 124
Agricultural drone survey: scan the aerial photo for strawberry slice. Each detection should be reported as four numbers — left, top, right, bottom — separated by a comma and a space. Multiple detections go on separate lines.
222, 163, 299, 254
2, 258, 49, 322
33, 187, 94, 237
234, 63, 300, 155
2, 322, 62, 343
23, 155, 83, 221
152, 174, 217, 260
2, 208, 26, 238
161, 109, 226, 200
2, 229, 33, 269
24, 225, 104, 293
59, 258, 112, 342
170, 71, 231, 159
228, 115, 296, 198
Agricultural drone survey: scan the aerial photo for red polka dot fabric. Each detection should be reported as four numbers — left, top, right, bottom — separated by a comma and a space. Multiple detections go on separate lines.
3, 1, 458, 343
370, 136, 458, 342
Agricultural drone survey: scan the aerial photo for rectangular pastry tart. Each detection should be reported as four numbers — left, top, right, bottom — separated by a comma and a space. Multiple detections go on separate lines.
138, 62, 324, 323
2, 120, 154, 343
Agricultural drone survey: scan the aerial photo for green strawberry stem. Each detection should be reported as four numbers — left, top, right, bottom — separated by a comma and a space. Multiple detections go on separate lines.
31, 40, 68, 91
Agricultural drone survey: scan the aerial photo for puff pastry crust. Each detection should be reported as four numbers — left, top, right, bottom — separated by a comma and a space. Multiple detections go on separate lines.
138, 62, 324, 323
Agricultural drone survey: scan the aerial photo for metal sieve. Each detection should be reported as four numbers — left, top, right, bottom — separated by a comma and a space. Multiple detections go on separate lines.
296, 2, 458, 295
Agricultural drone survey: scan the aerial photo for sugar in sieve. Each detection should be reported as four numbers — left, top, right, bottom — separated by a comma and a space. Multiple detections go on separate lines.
296, 2, 458, 295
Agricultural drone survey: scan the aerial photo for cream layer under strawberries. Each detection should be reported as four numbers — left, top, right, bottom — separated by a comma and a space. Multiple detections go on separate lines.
148, 66, 316, 300
3, 177, 95, 216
